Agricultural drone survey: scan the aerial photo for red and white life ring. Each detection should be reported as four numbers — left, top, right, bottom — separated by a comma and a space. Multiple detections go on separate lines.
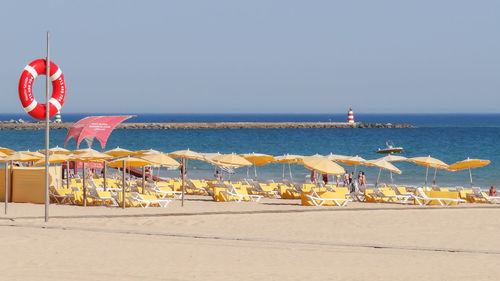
18, 59, 66, 120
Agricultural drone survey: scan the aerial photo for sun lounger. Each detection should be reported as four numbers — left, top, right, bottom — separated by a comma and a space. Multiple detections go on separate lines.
304, 189, 351, 207
221, 184, 263, 202
470, 187, 500, 204
413, 188, 465, 206
127, 192, 172, 208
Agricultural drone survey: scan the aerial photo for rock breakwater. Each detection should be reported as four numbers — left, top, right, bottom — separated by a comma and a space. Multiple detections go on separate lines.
0, 121, 414, 130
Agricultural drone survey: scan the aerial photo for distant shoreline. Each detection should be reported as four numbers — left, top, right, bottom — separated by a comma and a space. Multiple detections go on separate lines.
0, 121, 414, 130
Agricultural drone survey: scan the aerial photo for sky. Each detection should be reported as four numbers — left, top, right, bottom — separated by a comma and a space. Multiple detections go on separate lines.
1, 0, 499, 114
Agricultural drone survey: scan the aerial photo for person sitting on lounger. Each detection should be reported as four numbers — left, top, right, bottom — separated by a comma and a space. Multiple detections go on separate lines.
489, 186, 497, 196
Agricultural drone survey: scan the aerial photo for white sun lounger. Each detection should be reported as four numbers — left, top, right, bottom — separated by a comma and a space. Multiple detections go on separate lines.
413, 188, 465, 206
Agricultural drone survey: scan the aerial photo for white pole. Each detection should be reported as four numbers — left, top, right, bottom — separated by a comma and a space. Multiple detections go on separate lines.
469, 167, 473, 187
122, 160, 126, 209
424, 166, 429, 186
4, 161, 8, 214
433, 168, 437, 185
376, 168, 382, 187
45, 31, 50, 222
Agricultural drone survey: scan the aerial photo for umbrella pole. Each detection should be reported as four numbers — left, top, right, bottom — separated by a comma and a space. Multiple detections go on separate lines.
376, 168, 382, 187
142, 166, 145, 194
469, 167, 473, 187
66, 161, 70, 190
433, 168, 437, 186
354, 165, 357, 175
181, 159, 185, 207
122, 160, 126, 209
103, 161, 107, 191
83, 162, 87, 207
4, 161, 8, 215
390, 171, 393, 185
288, 162, 293, 181
246, 166, 249, 178
424, 166, 429, 186
282, 164, 285, 180
254, 165, 257, 179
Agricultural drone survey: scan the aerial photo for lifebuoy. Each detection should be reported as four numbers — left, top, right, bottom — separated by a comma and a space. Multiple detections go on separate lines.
18, 59, 66, 120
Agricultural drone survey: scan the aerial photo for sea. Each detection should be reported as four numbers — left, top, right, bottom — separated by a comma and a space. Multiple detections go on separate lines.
0, 113, 499, 188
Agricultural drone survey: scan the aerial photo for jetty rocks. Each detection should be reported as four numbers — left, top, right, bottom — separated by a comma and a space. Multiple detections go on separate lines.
0, 121, 414, 130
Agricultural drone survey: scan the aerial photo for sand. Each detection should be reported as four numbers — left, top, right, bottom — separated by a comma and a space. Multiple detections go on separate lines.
0, 197, 499, 280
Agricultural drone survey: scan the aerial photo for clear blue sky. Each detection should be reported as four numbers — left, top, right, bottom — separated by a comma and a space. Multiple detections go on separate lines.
1, 0, 499, 114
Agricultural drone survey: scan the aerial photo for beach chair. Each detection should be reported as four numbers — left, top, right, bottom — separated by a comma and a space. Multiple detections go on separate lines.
147, 182, 182, 199
470, 187, 500, 204
413, 188, 465, 206
304, 189, 351, 207
49, 187, 73, 204
221, 184, 263, 202
127, 192, 172, 208
88, 188, 119, 206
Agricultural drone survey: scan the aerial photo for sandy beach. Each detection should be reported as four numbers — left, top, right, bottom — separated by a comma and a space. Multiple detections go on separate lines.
1, 198, 499, 281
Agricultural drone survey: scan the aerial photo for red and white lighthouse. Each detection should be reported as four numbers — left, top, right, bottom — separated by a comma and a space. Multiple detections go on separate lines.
347, 108, 355, 123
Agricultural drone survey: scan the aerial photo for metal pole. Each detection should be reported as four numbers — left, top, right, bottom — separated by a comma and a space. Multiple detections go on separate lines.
424, 166, 429, 186
181, 159, 185, 207
376, 168, 382, 187
103, 161, 107, 191
4, 161, 8, 215
469, 167, 473, 187
282, 163, 285, 180
66, 161, 69, 190
433, 168, 437, 185
288, 162, 293, 181
122, 160, 125, 209
142, 166, 145, 194
82, 162, 86, 206
45, 31, 50, 222
254, 165, 257, 179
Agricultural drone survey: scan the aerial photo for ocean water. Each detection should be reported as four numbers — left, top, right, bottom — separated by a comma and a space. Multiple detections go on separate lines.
0, 113, 499, 187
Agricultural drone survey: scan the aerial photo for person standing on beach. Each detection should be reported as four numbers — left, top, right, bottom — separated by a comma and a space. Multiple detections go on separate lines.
349, 172, 354, 192
323, 173, 328, 185
343, 171, 349, 187
336, 174, 341, 187
310, 170, 316, 184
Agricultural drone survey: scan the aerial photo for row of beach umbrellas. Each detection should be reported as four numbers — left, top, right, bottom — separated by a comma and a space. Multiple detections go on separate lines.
0, 146, 492, 192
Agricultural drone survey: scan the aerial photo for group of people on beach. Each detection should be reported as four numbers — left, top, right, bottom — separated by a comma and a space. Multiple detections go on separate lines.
311, 170, 366, 192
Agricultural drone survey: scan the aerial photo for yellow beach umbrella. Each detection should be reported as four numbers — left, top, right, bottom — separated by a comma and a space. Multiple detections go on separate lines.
377, 155, 407, 162
409, 156, 449, 186
108, 157, 152, 208
140, 153, 180, 167
169, 149, 204, 160
134, 149, 162, 156
74, 150, 113, 161
272, 154, 303, 180
301, 156, 345, 175
0, 147, 14, 155
364, 159, 402, 186
240, 153, 274, 166
168, 149, 205, 206
240, 153, 274, 178
72, 148, 100, 155
337, 155, 366, 174
3, 152, 42, 162
448, 158, 490, 187
19, 150, 45, 158
34, 154, 73, 166
38, 146, 71, 155
325, 153, 352, 161
107, 157, 151, 168
0, 151, 7, 158
105, 147, 135, 158
212, 153, 252, 167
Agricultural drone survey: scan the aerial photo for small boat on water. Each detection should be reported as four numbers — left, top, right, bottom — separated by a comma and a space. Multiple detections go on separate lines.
377, 141, 403, 154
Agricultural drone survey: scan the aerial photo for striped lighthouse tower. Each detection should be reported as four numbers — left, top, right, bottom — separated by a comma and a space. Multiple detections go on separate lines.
347, 108, 354, 123
54, 111, 62, 123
